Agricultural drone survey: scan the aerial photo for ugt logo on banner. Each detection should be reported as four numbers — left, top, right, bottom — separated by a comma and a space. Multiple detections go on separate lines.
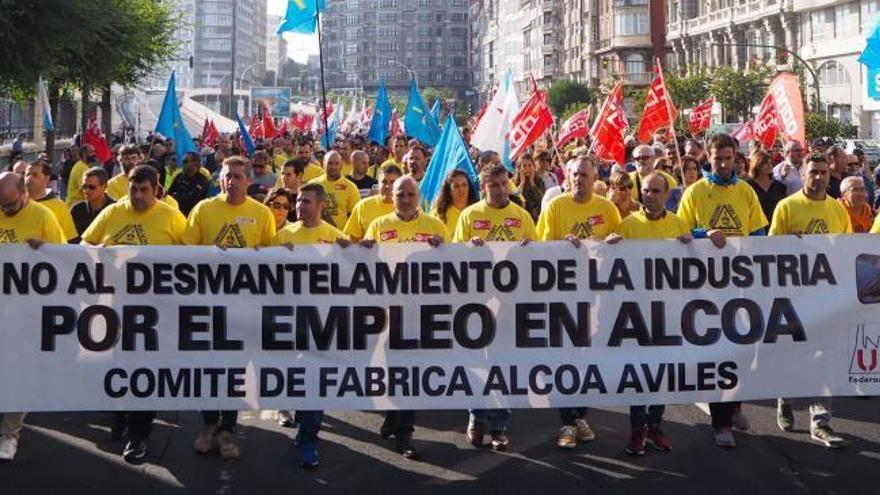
850, 325, 879, 374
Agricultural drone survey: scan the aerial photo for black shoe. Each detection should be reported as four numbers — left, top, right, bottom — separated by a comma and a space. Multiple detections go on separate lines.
111, 413, 127, 442
123, 440, 147, 464
395, 436, 419, 459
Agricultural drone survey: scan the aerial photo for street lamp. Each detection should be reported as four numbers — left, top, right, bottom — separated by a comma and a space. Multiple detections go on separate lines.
238, 62, 265, 116
712, 42, 821, 112
387, 60, 417, 86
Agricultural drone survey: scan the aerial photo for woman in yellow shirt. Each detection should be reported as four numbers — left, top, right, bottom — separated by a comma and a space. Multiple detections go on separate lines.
431, 169, 478, 234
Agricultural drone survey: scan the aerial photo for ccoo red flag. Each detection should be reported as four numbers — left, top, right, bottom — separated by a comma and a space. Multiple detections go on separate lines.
688, 97, 714, 136
556, 107, 591, 149
83, 115, 112, 163
203, 120, 219, 148
200, 118, 210, 144
509, 90, 554, 160
754, 92, 779, 149
636, 62, 678, 143
262, 103, 277, 139
590, 82, 628, 166
277, 117, 289, 137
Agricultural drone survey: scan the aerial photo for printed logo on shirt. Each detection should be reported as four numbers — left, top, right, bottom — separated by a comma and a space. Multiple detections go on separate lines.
413, 232, 434, 242
214, 223, 248, 248
708, 204, 743, 235
110, 224, 149, 245
473, 220, 492, 230
324, 193, 339, 217
335, 183, 348, 191
804, 218, 830, 235
568, 221, 594, 239
587, 215, 605, 226
380, 229, 398, 241
0, 229, 19, 243
235, 217, 255, 225
486, 224, 516, 241
504, 218, 522, 228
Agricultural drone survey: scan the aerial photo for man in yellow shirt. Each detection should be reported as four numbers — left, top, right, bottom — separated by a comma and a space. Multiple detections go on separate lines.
606, 172, 691, 456
369, 135, 408, 178
536, 153, 614, 450
25, 160, 77, 242
629, 144, 677, 203
770, 154, 849, 449
297, 141, 325, 182
183, 156, 275, 460
66, 144, 96, 205
537, 153, 622, 243
308, 150, 360, 229
0, 172, 65, 462
676, 133, 767, 448
105, 145, 142, 201
360, 176, 447, 459
338, 138, 354, 177
343, 164, 401, 241
80, 165, 185, 464
452, 164, 535, 452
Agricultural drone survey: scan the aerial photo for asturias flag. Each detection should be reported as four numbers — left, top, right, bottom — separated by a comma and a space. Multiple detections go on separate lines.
277, 0, 327, 34
368, 81, 393, 145
155, 71, 197, 164
419, 115, 479, 212
404, 79, 441, 147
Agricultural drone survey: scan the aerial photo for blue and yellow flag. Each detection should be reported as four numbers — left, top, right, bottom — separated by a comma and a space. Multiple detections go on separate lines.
404, 79, 441, 148
367, 81, 393, 145
418, 115, 478, 212
155, 71, 197, 164
277, 0, 327, 34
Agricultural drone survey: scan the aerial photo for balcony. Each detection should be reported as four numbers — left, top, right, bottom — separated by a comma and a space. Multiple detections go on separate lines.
595, 34, 651, 54
668, 0, 791, 40
622, 72, 652, 85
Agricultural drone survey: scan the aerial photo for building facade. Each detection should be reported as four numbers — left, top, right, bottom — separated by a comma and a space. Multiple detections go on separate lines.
266, 14, 289, 85
191, 0, 268, 90
321, 0, 471, 99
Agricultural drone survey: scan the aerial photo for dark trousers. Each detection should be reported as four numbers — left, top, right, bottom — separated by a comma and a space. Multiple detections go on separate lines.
709, 401, 740, 429
559, 407, 588, 426
383, 410, 415, 437
295, 411, 323, 445
201, 410, 238, 433
115, 411, 156, 442
630, 405, 664, 428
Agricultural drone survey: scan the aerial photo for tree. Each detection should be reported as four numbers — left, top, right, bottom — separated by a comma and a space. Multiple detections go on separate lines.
806, 113, 857, 141
710, 64, 774, 123
547, 79, 596, 119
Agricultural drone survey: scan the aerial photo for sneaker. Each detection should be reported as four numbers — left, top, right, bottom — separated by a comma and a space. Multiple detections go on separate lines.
731, 407, 750, 431
574, 418, 596, 442
811, 426, 847, 449
776, 399, 794, 432
556, 425, 577, 449
276, 410, 295, 428
123, 439, 147, 464
0, 436, 18, 462
193, 424, 216, 454
395, 434, 419, 459
297, 442, 320, 468
646, 425, 672, 452
490, 431, 509, 452
466, 421, 484, 447
625, 427, 646, 456
714, 428, 736, 448
217, 431, 240, 460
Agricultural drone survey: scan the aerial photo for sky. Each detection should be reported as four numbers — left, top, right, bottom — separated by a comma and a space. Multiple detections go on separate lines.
268, 0, 320, 64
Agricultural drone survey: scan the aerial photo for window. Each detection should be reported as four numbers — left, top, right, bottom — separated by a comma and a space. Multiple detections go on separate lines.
524, 28, 531, 48
862, 0, 880, 33
819, 61, 851, 85
543, 54, 553, 71
614, 11, 649, 35
811, 9, 830, 41
624, 53, 645, 74
834, 4, 850, 38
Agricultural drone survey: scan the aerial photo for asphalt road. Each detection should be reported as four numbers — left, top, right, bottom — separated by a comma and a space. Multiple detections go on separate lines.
1, 398, 878, 494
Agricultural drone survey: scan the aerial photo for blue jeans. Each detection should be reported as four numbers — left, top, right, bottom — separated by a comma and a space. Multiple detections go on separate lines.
559, 407, 588, 426
468, 409, 511, 433
294, 410, 323, 445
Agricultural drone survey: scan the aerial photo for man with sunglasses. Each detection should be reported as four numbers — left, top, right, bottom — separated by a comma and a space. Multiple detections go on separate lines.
167, 152, 209, 216
71, 167, 114, 237
0, 172, 66, 462
628, 145, 677, 204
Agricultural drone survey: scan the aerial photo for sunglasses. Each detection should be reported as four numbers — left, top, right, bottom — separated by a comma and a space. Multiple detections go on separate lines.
269, 201, 291, 211
81, 184, 99, 191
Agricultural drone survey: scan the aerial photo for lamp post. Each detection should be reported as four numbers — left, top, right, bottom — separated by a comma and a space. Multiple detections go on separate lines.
238, 62, 264, 116
387, 60, 417, 86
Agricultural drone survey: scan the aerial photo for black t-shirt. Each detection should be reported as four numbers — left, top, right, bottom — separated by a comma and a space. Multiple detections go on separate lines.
347, 174, 378, 197
167, 172, 210, 217
71, 196, 115, 238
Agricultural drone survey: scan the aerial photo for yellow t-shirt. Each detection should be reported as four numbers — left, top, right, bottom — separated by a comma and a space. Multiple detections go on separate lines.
869, 215, 880, 234
343, 195, 394, 240
302, 162, 325, 183
272, 154, 290, 172
66, 160, 90, 205
617, 209, 690, 240
369, 157, 403, 178
0, 200, 66, 244
117, 192, 180, 211
536, 193, 622, 240
37, 196, 78, 242
452, 200, 537, 242
341, 160, 353, 178
307, 175, 361, 228
677, 178, 768, 237
82, 200, 186, 245
273, 220, 345, 245
432, 204, 463, 236
769, 191, 852, 235
628, 170, 678, 202
182, 195, 276, 247
365, 212, 448, 243
105, 173, 129, 201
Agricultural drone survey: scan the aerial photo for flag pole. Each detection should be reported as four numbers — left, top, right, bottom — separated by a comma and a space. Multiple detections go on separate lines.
316, 1, 330, 150
656, 57, 684, 169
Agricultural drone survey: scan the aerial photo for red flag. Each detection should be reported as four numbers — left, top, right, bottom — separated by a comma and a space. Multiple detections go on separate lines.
754, 92, 779, 149
636, 61, 678, 143
200, 117, 210, 144
688, 96, 714, 136
767, 72, 805, 145
248, 112, 264, 140
590, 82, 627, 166
83, 115, 112, 163
291, 112, 307, 131
509, 90, 554, 159
389, 109, 403, 137
277, 117, 289, 137
203, 120, 219, 148
262, 103, 277, 139
556, 108, 592, 149
731, 121, 755, 143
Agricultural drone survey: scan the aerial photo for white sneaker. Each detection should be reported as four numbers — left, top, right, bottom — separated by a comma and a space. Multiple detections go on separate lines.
0, 436, 18, 461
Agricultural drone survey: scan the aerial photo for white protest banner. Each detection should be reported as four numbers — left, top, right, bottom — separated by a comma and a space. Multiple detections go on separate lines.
0, 236, 877, 412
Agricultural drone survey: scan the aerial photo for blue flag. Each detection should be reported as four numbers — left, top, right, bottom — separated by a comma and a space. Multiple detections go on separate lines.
277, 0, 326, 34
236, 113, 256, 157
367, 81, 393, 146
404, 79, 441, 148
419, 115, 479, 212
155, 71, 197, 164
430, 99, 441, 123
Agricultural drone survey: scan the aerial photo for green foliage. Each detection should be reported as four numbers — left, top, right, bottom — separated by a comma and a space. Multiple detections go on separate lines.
806, 113, 857, 141
710, 64, 774, 122
664, 69, 711, 111
547, 79, 595, 119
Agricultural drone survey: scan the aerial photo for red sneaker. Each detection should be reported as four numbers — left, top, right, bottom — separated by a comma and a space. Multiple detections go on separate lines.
625, 427, 646, 456
646, 424, 672, 452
